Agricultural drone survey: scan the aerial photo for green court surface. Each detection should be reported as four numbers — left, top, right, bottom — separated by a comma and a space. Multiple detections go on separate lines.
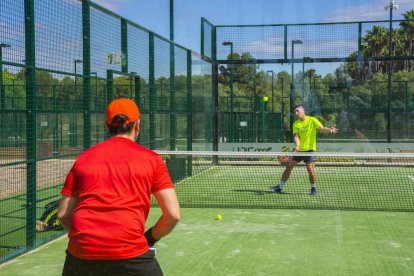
1, 208, 413, 276
0, 184, 64, 256
174, 164, 414, 211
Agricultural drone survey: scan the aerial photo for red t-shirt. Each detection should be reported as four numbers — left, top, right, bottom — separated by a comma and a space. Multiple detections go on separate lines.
61, 137, 174, 260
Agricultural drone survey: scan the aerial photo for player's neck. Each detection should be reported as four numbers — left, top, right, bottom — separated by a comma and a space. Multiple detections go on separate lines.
114, 130, 138, 142
112, 122, 139, 142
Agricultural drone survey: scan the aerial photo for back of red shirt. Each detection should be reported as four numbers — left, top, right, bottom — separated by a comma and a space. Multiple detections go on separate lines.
61, 137, 174, 260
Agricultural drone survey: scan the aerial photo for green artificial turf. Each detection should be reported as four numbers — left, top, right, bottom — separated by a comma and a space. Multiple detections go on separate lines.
1, 208, 413, 276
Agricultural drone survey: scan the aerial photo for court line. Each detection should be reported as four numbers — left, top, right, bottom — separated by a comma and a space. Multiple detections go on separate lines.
175, 166, 215, 185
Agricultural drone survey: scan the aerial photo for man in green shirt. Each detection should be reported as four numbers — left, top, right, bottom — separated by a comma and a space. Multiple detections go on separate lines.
272, 104, 338, 195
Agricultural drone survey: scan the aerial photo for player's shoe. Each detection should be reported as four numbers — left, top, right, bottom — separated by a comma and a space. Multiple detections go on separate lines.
271, 185, 282, 193
310, 187, 317, 195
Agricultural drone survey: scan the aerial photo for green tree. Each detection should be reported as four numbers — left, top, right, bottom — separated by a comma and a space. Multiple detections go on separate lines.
60, 75, 75, 105
400, 10, 414, 71
3, 71, 25, 109
362, 26, 388, 73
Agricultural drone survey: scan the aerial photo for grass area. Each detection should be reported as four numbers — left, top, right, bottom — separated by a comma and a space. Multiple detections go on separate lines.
1, 208, 413, 276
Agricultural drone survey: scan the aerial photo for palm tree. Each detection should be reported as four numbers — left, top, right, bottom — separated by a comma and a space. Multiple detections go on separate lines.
388, 28, 405, 73
395, 29, 408, 71
400, 10, 414, 71
362, 26, 388, 73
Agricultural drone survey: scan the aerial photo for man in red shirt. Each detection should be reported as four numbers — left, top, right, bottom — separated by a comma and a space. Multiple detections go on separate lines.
58, 98, 180, 276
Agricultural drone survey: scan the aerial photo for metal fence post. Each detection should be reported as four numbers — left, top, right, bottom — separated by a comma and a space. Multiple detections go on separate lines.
24, 0, 37, 248
149, 33, 156, 149
83, 0, 91, 150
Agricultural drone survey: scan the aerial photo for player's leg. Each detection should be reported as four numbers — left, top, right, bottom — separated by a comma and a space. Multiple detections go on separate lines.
272, 159, 298, 192
282, 159, 298, 182
306, 161, 317, 195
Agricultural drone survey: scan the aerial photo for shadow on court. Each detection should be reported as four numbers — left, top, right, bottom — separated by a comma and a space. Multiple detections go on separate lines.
232, 189, 292, 195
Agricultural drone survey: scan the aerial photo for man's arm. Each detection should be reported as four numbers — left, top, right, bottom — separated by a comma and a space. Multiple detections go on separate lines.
293, 133, 300, 151
319, 124, 339, 134
148, 188, 180, 242
57, 195, 78, 230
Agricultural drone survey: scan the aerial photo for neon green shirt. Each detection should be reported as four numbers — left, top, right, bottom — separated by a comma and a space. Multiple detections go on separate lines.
292, 116, 322, 151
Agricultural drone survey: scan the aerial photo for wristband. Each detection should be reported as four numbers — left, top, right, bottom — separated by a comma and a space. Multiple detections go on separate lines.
144, 226, 159, 247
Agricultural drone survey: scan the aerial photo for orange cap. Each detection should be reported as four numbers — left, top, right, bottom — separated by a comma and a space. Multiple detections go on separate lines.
106, 98, 140, 126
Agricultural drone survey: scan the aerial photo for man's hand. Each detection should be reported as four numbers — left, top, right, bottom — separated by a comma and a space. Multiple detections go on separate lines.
320, 124, 339, 134
293, 134, 300, 152
329, 124, 339, 134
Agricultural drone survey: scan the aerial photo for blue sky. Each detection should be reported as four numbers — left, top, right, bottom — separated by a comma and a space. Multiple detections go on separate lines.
93, 0, 414, 52
4, 0, 412, 78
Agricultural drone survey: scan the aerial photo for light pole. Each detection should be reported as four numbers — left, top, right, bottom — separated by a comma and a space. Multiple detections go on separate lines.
90, 72, 98, 143
0, 44, 11, 109
279, 76, 285, 140
261, 96, 268, 142
160, 77, 164, 96
290, 40, 302, 136
302, 57, 311, 104
308, 69, 315, 110
223, 41, 234, 142
90, 72, 97, 100
0, 43, 11, 145
11, 78, 21, 145
74, 59, 83, 84
302, 58, 305, 102
72, 59, 82, 147
52, 84, 58, 155
312, 74, 321, 112
308, 69, 315, 89
385, 0, 398, 143
11, 78, 16, 108
267, 70, 274, 113
73, 59, 83, 101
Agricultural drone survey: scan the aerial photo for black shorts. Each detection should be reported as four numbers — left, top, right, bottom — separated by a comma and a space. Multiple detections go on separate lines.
292, 150, 316, 164
62, 249, 162, 276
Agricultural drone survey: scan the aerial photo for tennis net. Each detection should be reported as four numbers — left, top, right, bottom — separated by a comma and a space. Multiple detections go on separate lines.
157, 151, 414, 212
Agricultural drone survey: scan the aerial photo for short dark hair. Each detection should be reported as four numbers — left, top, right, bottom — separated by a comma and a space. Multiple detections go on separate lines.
107, 114, 135, 136
293, 104, 304, 111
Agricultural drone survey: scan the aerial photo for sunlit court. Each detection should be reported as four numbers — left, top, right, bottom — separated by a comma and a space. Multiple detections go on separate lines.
1, 0, 414, 275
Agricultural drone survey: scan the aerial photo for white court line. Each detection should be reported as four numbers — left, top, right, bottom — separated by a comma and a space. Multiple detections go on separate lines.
175, 166, 215, 185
